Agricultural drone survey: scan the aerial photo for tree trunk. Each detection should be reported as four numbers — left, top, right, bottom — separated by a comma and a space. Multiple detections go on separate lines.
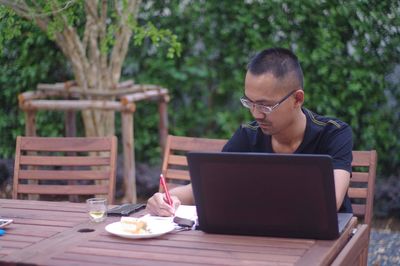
1, 0, 145, 202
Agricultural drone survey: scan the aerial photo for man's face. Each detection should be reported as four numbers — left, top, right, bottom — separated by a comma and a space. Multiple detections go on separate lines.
243, 71, 298, 135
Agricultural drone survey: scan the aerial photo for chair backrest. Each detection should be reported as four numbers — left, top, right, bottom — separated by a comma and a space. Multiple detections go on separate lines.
160, 135, 228, 191
348, 150, 377, 226
13, 136, 117, 204
161, 137, 377, 225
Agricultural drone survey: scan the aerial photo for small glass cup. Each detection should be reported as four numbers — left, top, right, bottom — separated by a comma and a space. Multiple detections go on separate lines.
86, 198, 107, 223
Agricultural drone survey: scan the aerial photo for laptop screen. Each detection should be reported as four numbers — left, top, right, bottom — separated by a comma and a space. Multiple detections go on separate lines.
187, 152, 340, 239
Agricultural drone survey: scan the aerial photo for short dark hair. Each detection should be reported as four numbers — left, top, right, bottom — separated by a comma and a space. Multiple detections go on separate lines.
247, 47, 304, 88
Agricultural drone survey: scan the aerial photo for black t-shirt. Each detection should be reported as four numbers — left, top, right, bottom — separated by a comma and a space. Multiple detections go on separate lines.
222, 108, 353, 213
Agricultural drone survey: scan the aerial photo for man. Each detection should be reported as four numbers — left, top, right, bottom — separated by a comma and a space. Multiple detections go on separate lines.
146, 47, 353, 216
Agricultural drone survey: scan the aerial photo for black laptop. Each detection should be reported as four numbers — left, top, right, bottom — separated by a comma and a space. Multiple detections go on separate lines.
187, 152, 352, 240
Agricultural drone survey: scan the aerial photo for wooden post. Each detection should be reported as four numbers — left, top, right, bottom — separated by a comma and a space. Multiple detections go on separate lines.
65, 111, 76, 137
158, 96, 169, 153
65, 110, 78, 202
121, 109, 136, 203
25, 110, 37, 136
24, 110, 39, 200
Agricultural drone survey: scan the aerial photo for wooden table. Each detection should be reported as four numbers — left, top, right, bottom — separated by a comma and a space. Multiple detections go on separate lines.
0, 199, 362, 266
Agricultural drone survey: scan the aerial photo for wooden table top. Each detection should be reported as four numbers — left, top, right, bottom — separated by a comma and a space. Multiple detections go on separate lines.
0, 199, 357, 266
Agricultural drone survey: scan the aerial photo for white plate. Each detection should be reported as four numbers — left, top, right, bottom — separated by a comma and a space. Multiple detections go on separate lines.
105, 218, 175, 239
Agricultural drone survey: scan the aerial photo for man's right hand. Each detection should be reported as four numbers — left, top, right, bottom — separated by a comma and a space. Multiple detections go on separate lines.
145, 192, 181, 217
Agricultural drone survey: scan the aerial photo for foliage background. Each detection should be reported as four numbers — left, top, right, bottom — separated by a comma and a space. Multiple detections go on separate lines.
1, 1, 399, 211
129, 0, 400, 177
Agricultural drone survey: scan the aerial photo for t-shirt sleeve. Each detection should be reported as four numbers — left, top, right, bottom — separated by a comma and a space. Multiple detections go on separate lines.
323, 124, 353, 173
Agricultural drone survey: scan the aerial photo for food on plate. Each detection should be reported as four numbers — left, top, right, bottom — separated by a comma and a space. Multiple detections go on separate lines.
120, 217, 149, 234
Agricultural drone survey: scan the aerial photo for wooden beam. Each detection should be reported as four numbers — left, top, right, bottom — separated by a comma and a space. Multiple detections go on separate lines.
20, 100, 135, 112
120, 88, 168, 104
37, 82, 166, 98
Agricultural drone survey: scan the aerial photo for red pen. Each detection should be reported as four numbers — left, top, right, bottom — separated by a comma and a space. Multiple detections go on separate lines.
159, 174, 173, 207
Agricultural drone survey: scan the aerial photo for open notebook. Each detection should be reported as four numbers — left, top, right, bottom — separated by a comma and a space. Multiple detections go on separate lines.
187, 152, 352, 240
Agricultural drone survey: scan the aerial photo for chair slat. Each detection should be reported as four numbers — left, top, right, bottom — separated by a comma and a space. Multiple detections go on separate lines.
351, 172, 369, 183
19, 137, 113, 152
351, 151, 373, 167
17, 184, 109, 195
19, 170, 110, 180
168, 155, 188, 167
169, 136, 227, 152
164, 169, 190, 181
348, 187, 367, 198
20, 156, 111, 166
165, 183, 184, 191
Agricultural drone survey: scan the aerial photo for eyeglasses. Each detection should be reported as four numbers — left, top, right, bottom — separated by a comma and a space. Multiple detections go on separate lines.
240, 90, 297, 114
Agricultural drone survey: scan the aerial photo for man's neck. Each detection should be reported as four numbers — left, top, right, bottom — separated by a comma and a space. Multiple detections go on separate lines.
271, 110, 306, 154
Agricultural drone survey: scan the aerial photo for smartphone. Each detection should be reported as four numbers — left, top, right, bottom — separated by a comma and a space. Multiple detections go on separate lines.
173, 216, 195, 228
0, 219, 13, 228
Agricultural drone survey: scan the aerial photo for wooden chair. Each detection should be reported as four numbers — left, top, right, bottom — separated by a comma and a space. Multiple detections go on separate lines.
348, 150, 377, 266
348, 150, 377, 226
160, 135, 228, 191
331, 224, 369, 266
13, 136, 117, 204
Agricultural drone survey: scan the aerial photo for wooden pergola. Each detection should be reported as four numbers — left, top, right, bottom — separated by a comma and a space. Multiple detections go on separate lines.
18, 80, 169, 203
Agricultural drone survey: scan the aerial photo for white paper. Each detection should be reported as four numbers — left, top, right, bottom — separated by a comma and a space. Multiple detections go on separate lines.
175, 205, 197, 221
140, 205, 198, 229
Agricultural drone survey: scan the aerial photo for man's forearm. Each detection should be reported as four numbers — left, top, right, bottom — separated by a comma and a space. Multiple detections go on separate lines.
333, 169, 351, 211
170, 184, 194, 205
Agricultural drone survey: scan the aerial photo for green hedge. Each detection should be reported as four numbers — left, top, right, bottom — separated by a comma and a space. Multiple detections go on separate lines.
0, 15, 71, 158
1, 0, 399, 179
